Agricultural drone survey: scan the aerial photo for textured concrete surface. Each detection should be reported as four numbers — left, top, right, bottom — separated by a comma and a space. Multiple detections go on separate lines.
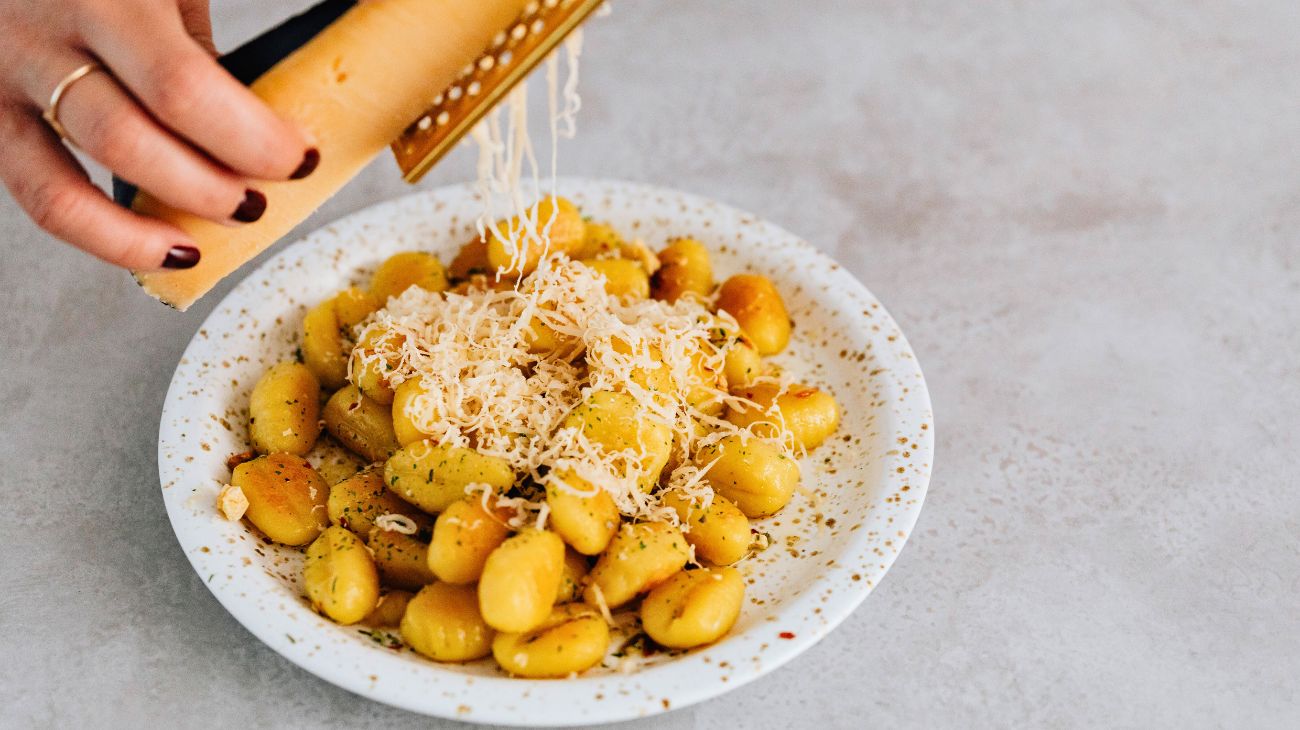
2, 1, 1298, 728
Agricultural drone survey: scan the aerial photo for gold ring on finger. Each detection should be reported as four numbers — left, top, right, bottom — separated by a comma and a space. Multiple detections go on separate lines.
42, 62, 105, 145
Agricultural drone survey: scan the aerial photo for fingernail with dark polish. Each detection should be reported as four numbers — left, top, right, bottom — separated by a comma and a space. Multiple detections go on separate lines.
163, 245, 201, 269
290, 148, 320, 180
233, 189, 267, 223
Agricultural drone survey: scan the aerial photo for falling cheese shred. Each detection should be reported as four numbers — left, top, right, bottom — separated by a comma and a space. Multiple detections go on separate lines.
470, 30, 586, 276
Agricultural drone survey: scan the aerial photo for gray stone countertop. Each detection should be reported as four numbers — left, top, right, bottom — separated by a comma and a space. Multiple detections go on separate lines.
1, 1, 1296, 728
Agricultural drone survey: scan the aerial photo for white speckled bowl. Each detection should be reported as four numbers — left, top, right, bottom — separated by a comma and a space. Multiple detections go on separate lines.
157, 178, 933, 725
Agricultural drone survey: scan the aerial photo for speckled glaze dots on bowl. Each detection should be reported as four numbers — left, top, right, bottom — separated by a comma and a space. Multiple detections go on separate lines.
156, 178, 934, 726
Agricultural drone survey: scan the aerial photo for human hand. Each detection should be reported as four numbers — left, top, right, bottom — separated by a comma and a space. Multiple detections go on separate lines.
0, 0, 319, 270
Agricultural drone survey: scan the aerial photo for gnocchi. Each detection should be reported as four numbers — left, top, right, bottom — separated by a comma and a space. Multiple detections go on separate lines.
726, 382, 842, 451
230, 453, 329, 546
349, 326, 400, 405
384, 441, 515, 514
367, 525, 435, 591
478, 529, 566, 632
546, 470, 619, 556
695, 434, 800, 518
322, 384, 399, 463
327, 467, 429, 537
391, 378, 435, 446
448, 237, 490, 280
486, 196, 585, 275
558, 548, 591, 604
581, 258, 650, 300
572, 220, 625, 259
721, 335, 763, 390
332, 286, 381, 327
401, 582, 494, 662
562, 391, 673, 492
492, 604, 610, 678
248, 361, 321, 456
715, 274, 791, 355
363, 589, 414, 628
583, 522, 690, 609
661, 490, 751, 566
640, 567, 744, 649
300, 298, 350, 390
303, 526, 380, 625
651, 237, 713, 303
428, 496, 511, 585
370, 251, 448, 302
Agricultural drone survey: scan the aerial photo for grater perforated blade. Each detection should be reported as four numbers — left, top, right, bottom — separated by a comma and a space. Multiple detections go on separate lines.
391, 0, 605, 184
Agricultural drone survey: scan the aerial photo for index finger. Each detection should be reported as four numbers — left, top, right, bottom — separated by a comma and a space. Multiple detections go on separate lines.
78, 2, 317, 181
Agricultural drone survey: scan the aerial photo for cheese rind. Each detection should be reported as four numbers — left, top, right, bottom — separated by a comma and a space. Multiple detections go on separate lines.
133, 0, 529, 310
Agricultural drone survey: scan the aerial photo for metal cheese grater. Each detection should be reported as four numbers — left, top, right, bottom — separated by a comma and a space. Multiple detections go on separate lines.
391, 0, 606, 184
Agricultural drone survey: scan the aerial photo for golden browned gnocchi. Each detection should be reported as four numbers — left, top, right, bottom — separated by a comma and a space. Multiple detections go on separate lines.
322, 384, 400, 462
557, 548, 590, 604
651, 237, 713, 302
524, 313, 578, 356
583, 522, 690, 609
384, 441, 515, 514
661, 490, 751, 566
332, 286, 381, 326
546, 470, 620, 556
304, 526, 380, 625
349, 326, 401, 405
363, 589, 414, 627
640, 567, 744, 649
401, 582, 494, 662
695, 434, 800, 518
479, 529, 566, 632
367, 525, 435, 591
607, 337, 673, 394
580, 258, 650, 300
428, 496, 511, 585
248, 362, 321, 456
726, 382, 842, 451
572, 220, 625, 259
715, 273, 791, 355
563, 391, 672, 492
448, 237, 490, 280
390, 378, 435, 446
492, 603, 610, 678
300, 298, 350, 391
722, 335, 763, 390
240, 201, 846, 678
326, 467, 430, 536
230, 453, 329, 546
370, 251, 448, 303
312, 440, 365, 486
683, 340, 727, 416
450, 273, 515, 296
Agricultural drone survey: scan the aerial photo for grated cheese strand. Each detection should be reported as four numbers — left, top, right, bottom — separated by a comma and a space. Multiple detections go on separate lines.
374, 514, 418, 535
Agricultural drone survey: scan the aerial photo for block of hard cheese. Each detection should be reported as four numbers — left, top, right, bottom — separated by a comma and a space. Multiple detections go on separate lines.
132, 0, 529, 310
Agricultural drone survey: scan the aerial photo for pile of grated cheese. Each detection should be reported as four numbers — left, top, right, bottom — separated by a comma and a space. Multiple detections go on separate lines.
348, 253, 797, 529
